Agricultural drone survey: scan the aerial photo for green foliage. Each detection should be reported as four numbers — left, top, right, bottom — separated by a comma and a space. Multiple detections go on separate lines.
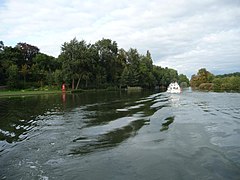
16, 42, 39, 66
7, 64, 18, 89
139, 51, 154, 88
178, 74, 189, 87
0, 39, 189, 90
53, 69, 64, 86
190, 68, 214, 88
2, 38, 239, 92
213, 76, 240, 92
191, 68, 240, 92
199, 83, 213, 91
20, 64, 28, 88
60, 38, 94, 89
215, 72, 240, 78
152, 66, 178, 88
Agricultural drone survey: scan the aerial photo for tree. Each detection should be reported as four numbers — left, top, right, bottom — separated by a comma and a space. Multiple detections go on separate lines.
7, 64, 18, 89
178, 74, 189, 87
20, 64, 28, 88
53, 69, 63, 87
116, 48, 127, 88
120, 66, 130, 88
139, 51, 154, 88
0, 45, 23, 85
212, 78, 222, 91
33, 53, 56, 72
95, 38, 118, 85
190, 68, 214, 88
125, 48, 141, 86
0, 46, 24, 67
60, 38, 92, 89
0, 38, 190, 90
16, 42, 39, 66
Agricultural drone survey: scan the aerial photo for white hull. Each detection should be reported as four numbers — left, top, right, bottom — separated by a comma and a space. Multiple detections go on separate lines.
167, 89, 181, 93
167, 82, 181, 93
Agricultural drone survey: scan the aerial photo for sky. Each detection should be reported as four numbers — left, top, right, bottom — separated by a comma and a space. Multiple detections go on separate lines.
0, 0, 239, 77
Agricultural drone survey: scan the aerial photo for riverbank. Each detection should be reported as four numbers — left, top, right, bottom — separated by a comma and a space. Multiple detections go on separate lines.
0, 89, 66, 98
0, 88, 120, 98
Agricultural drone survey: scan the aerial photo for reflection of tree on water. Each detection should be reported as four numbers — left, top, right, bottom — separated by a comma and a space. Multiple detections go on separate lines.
0, 95, 65, 144
70, 119, 146, 155
160, 116, 175, 132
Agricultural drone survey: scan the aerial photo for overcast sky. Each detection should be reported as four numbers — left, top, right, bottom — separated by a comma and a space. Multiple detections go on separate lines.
0, 0, 239, 77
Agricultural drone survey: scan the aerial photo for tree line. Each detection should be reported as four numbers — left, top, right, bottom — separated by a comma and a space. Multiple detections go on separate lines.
0, 39, 189, 90
190, 68, 240, 92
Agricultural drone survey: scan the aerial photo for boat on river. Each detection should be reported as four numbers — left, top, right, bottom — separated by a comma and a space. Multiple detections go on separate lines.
167, 82, 181, 93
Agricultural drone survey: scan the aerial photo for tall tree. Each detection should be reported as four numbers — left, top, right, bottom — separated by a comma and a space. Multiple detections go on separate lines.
125, 48, 140, 86
7, 64, 18, 89
95, 38, 118, 85
60, 38, 91, 89
20, 64, 28, 88
0, 46, 23, 85
16, 42, 39, 66
139, 51, 154, 88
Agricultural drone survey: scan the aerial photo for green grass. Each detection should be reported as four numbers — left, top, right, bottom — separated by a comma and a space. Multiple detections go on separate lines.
0, 87, 123, 98
0, 89, 66, 98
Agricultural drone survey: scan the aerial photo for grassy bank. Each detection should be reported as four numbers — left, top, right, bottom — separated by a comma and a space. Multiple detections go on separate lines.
0, 88, 121, 98
0, 89, 66, 98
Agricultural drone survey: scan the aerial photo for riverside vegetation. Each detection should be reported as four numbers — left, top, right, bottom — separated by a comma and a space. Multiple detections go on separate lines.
190, 68, 240, 92
0, 39, 189, 92
1, 39, 239, 93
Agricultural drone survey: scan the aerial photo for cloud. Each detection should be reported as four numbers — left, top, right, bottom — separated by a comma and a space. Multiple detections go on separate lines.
0, 0, 239, 77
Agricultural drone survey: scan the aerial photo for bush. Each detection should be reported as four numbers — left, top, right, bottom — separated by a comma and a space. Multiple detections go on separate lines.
199, 83, 213, 91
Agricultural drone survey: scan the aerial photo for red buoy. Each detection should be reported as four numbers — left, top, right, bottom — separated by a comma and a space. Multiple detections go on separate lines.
62, 83, 66, 92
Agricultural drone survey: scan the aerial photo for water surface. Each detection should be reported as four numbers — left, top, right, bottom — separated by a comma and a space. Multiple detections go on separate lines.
0, 90, 240, 179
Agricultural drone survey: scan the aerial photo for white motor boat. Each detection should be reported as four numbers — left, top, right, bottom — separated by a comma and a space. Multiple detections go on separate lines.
167, 82, 181, 93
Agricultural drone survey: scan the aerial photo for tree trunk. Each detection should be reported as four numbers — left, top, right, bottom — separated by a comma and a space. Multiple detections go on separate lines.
24, 75, 26, 89
75, 77, 81, 90
72, 78, 75, 90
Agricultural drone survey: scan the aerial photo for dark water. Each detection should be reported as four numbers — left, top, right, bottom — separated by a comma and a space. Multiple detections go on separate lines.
0, 90, 240, 180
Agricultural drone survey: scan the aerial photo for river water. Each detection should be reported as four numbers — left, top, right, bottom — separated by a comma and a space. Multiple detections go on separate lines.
0, 90, 240, 180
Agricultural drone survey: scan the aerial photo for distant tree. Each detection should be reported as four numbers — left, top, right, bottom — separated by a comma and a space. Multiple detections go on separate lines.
95, 38, 118, 85
60, 38, 92, 89
178, 74, 189, 87
168, 68, 178, 83
20, 64, 28, 88
16, 42, 39, 66
0, 38, 191, 90
215, 72, 240, 78
1, 46, 24, 67
125, 48, 140, 86
139, 51, 154, 88
190, 68, 214, 88
7, 64, 18, 89
0, 45, 23, 85
33, 53, 57, 72
117, 48, 127, 88
212, 78, 222, 91
120, 66, 130, 88
53, 69, 63, 87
